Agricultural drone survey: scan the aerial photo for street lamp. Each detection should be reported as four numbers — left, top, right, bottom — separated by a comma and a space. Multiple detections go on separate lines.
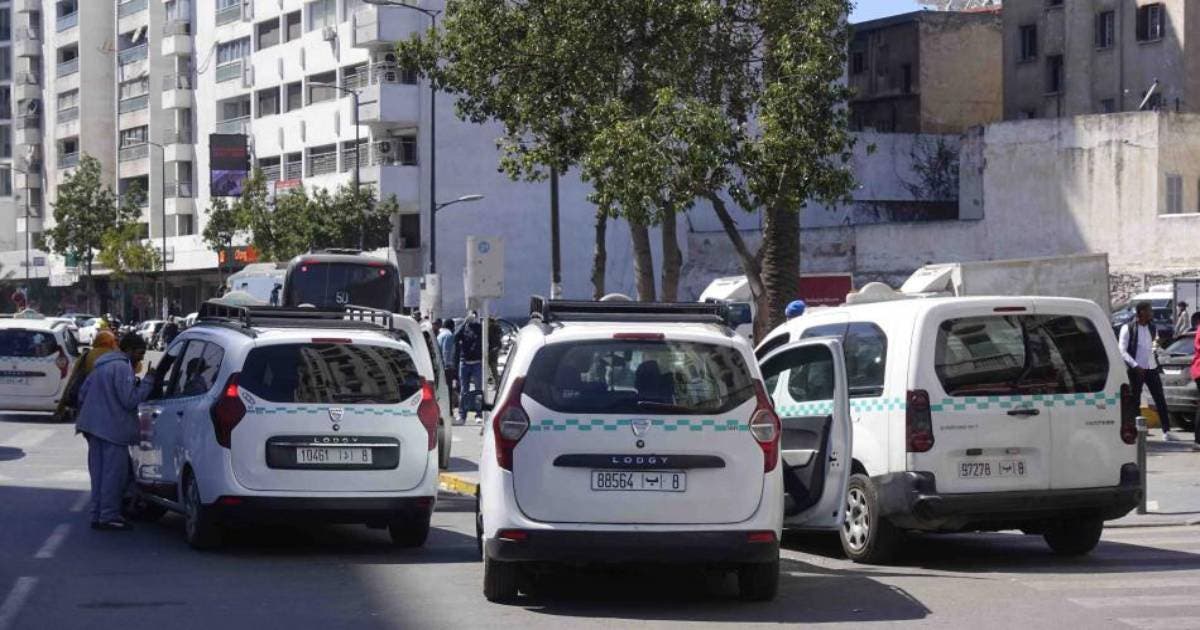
145, 141, 167, 319
308, 81, 366, 248
434, 193, 483, 213
11, 165, 32, 291
362, 0, 443, 274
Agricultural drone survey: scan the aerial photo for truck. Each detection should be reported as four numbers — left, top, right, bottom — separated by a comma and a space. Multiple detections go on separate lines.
896, 253, 1112, 310
223, 263, 287, 305
699, 273, 854, 339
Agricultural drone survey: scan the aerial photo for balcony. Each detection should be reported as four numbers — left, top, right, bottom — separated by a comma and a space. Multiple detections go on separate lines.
307, 151, 339, 178
162, 22, 193, 56
359, 81, 420, 126
117, 0, 147, 19
261, 164, 281, 182
216, 3, 242, 27
15, 28, 40, 57
362, 163, 419, 206
15, 170, 41, 190
119, 143, 150, 162
15, 0, 39, 12
16, 114, 40, 130
56, 12, 79, 33
15, 124, 41, 147
58, 152, 79, 170
351, 5, 425, 49
215, 61, 243, 84
57, 58, 79, 77
118, 95, 149, 114
215, 116, 250, 135
163, 127, 194, 145
162, 79, 193, 110
57, 106, 79, 123
165, 195, 196, 217
163, 141, 193, 163
118, 44, 148, 66
16, 71, 39, 86
164, 181, 194, 199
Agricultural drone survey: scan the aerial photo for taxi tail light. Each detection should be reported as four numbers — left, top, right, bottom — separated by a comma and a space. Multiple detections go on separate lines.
210, 373, 245, 449
746, 531, 777, 544
497, 529, 528, 542
1120, 383, 1138, 445
750, 381, 781, 473
906, 389, 935, 453
55, 349, 68, 378
417, 379, 440, 451
493, 377, 528, 471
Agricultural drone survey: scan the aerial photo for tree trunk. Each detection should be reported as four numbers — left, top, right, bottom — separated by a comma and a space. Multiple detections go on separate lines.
591, 207, 607, 300
659, 209, 682, 302
707, 194, 770, 339
629, 221, 656, 301
85, 256, 94, 316
758, 204, 800, 339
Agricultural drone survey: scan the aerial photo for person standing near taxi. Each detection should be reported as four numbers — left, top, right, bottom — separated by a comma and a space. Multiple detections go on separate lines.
54, 330, 119, 422
1120, 302, 1175, 439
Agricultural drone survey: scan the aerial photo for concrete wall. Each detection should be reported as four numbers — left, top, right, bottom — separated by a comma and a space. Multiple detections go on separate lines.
919, 12, 1003, 133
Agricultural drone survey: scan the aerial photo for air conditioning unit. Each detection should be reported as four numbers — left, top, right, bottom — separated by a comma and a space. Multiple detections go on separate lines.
383, 70, 398, 83
242, 65, 254, 88
376, 140, 396, 163
322, 26, 337, 42
373, 51, 398, 65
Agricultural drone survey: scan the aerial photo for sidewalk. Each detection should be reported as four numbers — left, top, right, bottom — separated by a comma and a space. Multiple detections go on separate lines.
437, 419, 483, 496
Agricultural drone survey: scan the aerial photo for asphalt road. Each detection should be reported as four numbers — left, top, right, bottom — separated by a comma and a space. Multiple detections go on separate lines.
5, 414, 1200, 630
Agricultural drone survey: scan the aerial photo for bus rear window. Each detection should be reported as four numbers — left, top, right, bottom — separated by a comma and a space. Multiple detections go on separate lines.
284, 262, 400, 311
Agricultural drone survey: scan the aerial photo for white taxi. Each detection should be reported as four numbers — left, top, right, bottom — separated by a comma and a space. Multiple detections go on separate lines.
0, 318, 76, 412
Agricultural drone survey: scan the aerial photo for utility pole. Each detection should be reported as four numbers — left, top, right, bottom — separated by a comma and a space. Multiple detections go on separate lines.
550, 166, 562, 299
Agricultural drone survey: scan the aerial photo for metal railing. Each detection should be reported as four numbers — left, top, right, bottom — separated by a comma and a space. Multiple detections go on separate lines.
371, 64, 416, 86
16, 115, 39, 130
58, 152, 79, 169
56, 12, 78, 32
57, 106, 79, 123
119, 143, 150, 162
118, 94, 149, 114
215, 60, 243, 83
117, 44, 148, 65
57, 58, 79, 77
215, 3, 242, 26
284, 160, 302, 180
215, 116, 249, 135
165, 181, 194, 198
163, 127, 193, 145
342, 68, 369, 91
163, 73, 193, 90
260, 164, 281, 181
341, 144, 368, 172
117, 0, 148, 19
307, 151, 338, 177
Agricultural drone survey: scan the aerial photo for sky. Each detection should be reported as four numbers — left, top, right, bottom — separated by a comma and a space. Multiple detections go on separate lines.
850, 0, 925, 23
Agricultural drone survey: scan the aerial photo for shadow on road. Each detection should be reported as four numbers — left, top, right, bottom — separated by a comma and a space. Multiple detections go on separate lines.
0, 446, 25, 461
0, 412, 59, 424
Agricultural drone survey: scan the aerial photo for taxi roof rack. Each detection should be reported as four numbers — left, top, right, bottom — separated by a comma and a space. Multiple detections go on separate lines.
529, 296, 730, 326
196, 301, 395, 335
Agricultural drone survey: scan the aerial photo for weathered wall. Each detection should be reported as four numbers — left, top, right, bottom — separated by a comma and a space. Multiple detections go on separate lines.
919, 12, 1004, 133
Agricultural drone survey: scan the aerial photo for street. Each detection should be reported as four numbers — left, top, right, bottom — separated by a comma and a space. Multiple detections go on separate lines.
3, 414, 1200, 630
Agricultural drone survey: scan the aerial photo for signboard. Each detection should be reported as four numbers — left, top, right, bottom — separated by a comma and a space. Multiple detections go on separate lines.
218, 246, 261, 269
798, 274, 854, 307
420, 273, 440, 319
209, 133, 251, 197
465, 236, 504, 300
403, 277, 422, 309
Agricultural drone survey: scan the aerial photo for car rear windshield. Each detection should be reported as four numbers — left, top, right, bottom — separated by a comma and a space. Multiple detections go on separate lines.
284, 262, 400, 311
523, 340, 756, 415
239, 343, 421, 404
1165, 335, 1197, 357
935, 315, 1109, 397
0, 330, 59, 358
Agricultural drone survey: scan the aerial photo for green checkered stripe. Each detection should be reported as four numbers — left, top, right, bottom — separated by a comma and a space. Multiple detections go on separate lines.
776, 397, 906, 417
529, 418, 750, 433
930, 392, 1118, 412
248, 406, 417, 417
0, 356, 57, 364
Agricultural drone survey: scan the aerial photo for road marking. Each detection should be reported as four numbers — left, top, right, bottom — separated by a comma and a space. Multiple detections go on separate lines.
34, 524, 70, 559
1119, 617, 1200, 629
4, 429, 53, 451
69, 492, 89, 513
45, 470, 90, 483
0, 577, 37, 630
1070, 595, 1200, 608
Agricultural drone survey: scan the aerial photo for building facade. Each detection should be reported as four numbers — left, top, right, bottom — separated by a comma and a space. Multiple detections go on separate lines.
1004, 0, 1200, 120
849, 9, 1003, 134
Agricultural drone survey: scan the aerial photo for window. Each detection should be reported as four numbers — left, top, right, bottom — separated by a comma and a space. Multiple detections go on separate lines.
1019, 24, 1038, 61
256, 18, 280, 49
523, 340, 756, 415
0, 126, 10, 159
176, 341, 225, 397
1045, 0, 1063, 7
0, 49, 10, 82
1096, 11, 1115, 49
399, 135, 417, 165
0, 166, 10, 196
1100, 98, 1116, 113
219, 97, 251, 121
935, 315, 1109, 396
284, 11, 302, 42
151, 340, 188, 399
307, 0, 336, 32
240, 343, 421, 404
217, 0, 241, 9
283, 262, 399, 310
216, 37, 251, 66
0, 8, 10, 41
799, 322, 888, 398
118, 77, 149, 100
0, 329, 60, 358
850, 51, 865, 75
1045, 54, 1063, 93
285, 81, 303, 111
900, 63, 912, 94
120, 126, 147, 147
1165, 174, 1183, 215
307, 71, 336, 104
56, 89, 78, 111
1137, 4, 1165, 42
307, 143, 337, 176
875, 44, 889, 77
256, 87, 279, 118
398, 213, 419, 249
178, 215, 195, 236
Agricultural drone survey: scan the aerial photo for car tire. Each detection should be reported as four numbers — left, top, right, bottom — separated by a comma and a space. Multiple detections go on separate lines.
839, 474, 901, 564
483, 556, 520, 603
123, 490, 167, 523
474, 489, 484, 561
182, 473, 222, 550
737, 560, 780, 602
1043, 516, 1104, 556
389, 510, 431, 548
438, 423, 451, 470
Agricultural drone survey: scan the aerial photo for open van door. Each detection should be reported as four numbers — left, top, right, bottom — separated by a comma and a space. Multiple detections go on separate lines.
758, 338, 853, 530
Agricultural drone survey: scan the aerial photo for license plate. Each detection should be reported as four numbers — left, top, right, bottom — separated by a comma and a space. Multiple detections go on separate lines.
0, 370, 39, 378
296, 447, 373, 465
0, 377, 30, 385
959, 460, 1026, 478
591, 470, 686, 492
1164, 368, 1184, 376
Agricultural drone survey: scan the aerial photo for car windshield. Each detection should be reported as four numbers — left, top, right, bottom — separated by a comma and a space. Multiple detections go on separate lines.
523, 339, 756, 415
284, 262, 400, 312
239, 342, 421, 404
1165, 335, 1197, 357
0, 330, 60, 358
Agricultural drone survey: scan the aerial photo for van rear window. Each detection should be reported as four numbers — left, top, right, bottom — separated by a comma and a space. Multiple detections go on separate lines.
523, 340, 755, 415
934, 315, 1109, 397
0, 330, 59, 358
284, 262, 400, 311
239, 343, 421, 404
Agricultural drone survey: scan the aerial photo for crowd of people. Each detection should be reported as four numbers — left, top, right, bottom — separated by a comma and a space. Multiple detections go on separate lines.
431, 314, 502, 425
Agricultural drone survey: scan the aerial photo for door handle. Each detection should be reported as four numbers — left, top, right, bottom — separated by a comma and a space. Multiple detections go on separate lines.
1007, 408, 1040, 417
176, 411, 185, 417
149, 409, 162, 419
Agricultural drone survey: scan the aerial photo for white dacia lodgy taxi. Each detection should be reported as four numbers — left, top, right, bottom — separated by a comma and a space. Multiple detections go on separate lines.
472, 298, 853, 603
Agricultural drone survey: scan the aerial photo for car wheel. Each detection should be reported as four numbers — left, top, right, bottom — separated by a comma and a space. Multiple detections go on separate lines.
483, 556, 520, 603
389, 510, 431, 548
839, 474, 901, 564
182, 473, 222, 550
123, 490, 167, 523
474, 489, 484, 561
737, 560, 780, 602
438, 423, 450, 470
1043, 516, 1104, 556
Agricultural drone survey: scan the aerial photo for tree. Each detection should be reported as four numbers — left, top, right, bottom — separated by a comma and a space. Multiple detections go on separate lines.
202, 196, 245, 288
96, 180, 159, 283
41, 154, 137, 313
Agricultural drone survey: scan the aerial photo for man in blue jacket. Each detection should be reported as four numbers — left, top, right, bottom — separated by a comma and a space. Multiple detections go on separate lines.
76, 334, 157, 531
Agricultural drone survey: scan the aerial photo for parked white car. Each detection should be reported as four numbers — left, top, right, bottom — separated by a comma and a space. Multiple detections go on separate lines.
757, 290, 1140, 563
136, 320, 165, 347
129, 303, 446, 549
0, 318, 77, 412
76, 318, 101, 346
473, 298, 851, 603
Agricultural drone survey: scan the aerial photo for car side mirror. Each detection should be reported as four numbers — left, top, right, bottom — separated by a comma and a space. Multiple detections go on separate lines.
461, 390, 492, 413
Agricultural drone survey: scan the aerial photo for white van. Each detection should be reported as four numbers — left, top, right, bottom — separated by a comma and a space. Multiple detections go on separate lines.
757, 295, 1141, 563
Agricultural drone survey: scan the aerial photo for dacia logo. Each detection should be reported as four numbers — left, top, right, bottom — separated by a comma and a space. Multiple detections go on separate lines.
631, 418, 651, 437
328, 408, 345, 423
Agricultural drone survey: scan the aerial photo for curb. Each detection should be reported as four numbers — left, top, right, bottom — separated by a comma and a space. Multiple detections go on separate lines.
439, 472, 479, 496
1108, 518, 1200, 529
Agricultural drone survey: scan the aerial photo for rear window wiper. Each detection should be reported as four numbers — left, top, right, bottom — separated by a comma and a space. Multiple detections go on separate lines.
636, 400, 693, 413
330, 393, 384, 403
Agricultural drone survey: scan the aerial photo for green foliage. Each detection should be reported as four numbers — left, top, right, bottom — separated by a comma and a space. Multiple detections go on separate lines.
97, 221, 161, 280
42, 154, 136, 274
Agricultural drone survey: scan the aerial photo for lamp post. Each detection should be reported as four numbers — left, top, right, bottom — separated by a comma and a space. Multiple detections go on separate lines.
11, 166, 31, 290
362, 0, 442, 273
434, 193, 483, 214
144, 141, 167, 319
309, 81, 364, 247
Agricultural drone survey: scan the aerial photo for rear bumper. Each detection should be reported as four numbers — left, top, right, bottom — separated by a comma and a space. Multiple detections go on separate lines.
874, 469, 1142, 531
485, 530, 779, 565
208, 495, 435, 525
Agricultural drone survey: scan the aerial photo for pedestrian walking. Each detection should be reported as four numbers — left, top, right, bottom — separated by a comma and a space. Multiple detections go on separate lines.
75, 334, 156, 531
1177, 302, 1191, 339
454, 313, 484, 424
438, 319, 457, 411
54, 330, 119, 422
1120, 301, 1175, 439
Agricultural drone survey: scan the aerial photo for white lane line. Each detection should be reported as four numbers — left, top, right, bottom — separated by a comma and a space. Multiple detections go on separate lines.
4, 430, 54, 451
1070, 595, 1200, 609
1025, 576, 1200, 591
0, 577, 37, 630
68, 492, 89, 513
1119, 617, 1200, 629
33, 524, 70, 560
